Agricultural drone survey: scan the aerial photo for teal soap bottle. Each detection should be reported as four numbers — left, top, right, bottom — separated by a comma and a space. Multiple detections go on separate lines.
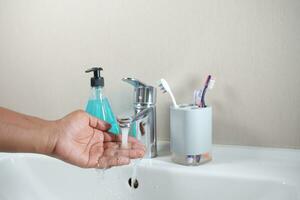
85, 67, 120, 134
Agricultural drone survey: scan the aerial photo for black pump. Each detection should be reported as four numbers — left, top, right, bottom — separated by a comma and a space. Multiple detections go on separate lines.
85, 67, 104, 87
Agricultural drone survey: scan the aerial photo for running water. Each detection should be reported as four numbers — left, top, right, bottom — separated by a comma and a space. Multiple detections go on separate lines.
121, 126, 129, 149
130, 158, 142, 189
119, 117, 144, 190
129, 121, 145, 190
92, 116, 145, 199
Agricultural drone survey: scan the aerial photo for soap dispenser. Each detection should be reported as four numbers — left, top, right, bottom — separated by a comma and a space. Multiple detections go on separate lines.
85, 67, 120, 134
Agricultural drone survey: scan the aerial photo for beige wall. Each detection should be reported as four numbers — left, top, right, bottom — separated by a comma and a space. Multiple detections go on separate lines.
0, 0, 299, 148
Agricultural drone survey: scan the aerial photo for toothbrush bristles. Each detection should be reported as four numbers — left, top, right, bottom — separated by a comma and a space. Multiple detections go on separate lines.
157, 78, 178, 107
158, 83, 167, 93
208, 79, 215, 89
159, 87, 167, 93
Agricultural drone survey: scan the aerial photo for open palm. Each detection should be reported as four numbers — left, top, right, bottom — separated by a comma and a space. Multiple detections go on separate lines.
53, 110, 145, 168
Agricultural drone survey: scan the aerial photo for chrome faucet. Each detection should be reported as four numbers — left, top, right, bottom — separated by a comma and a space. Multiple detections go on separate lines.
122, 78, 157, 158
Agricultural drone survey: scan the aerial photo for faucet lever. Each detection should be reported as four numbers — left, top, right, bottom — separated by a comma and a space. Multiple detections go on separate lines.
122, 77, 156, 105
122, 77, 147, 88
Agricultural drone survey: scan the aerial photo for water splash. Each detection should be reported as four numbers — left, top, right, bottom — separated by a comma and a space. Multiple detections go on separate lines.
94, 168, 124, 200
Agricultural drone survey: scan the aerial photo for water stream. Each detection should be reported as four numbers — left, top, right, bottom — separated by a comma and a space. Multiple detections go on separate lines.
93, 122, 143, 200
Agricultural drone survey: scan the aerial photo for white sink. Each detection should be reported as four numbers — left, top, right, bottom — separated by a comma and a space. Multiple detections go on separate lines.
0, 142, 299, 200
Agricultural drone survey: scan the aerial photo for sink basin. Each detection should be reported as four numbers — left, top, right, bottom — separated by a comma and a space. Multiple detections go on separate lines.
0, 142, 299, 200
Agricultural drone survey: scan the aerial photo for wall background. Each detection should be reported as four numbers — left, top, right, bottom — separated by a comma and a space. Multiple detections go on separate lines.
0, 0, 299, 148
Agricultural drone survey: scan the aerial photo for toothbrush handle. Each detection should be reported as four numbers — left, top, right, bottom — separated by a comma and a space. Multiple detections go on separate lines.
170, 92, 177, 107
201, 75, 211, 107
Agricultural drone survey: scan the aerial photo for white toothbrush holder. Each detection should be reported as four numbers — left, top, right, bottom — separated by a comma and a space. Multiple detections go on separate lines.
170, 104, 212, 166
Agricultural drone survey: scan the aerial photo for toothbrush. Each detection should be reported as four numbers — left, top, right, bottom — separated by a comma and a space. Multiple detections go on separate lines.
158, 78, 178, 108
194, 89, 202, 106
199, 75, 215, 107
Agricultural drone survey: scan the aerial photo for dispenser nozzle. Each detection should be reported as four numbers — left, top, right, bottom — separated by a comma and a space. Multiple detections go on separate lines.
85, 67, 103, 78
85, 67, 104, 87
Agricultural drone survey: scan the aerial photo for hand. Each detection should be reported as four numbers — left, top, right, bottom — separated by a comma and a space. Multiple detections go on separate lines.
52, 110, 145, 168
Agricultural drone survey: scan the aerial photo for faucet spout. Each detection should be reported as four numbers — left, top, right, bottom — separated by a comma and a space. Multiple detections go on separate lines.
121, 77, 157, 158
118, 107, 157, 158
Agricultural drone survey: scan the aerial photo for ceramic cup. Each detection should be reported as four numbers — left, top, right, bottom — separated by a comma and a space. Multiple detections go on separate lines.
170, 104, 212, 165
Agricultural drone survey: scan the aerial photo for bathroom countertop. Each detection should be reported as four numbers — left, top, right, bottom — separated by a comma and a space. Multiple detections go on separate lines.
1, 141, 300, 200
1, 141, 299, 186
142, 141, 300, 186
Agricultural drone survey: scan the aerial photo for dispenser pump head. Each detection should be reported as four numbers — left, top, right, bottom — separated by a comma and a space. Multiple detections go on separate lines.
85, 67, 104, 87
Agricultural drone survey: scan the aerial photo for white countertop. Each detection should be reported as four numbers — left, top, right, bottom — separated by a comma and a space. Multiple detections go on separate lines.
144, 141, 300, 187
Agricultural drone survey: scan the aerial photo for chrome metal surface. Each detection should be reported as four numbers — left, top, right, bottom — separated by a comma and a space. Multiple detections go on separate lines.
122, 77, 157, 158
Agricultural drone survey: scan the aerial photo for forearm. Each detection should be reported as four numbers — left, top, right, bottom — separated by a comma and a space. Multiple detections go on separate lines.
0, 107, 58, 155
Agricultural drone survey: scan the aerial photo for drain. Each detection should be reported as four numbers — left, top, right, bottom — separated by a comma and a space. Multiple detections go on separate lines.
128, 178, 139, 189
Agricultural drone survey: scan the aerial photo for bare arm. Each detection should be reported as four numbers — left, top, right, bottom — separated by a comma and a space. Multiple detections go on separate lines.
0, 107, 57, 155
0, 107, 145, 168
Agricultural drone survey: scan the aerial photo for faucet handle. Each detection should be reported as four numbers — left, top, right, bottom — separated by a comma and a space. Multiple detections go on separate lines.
122, 77, 156, 105
122, 78, 147, 88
